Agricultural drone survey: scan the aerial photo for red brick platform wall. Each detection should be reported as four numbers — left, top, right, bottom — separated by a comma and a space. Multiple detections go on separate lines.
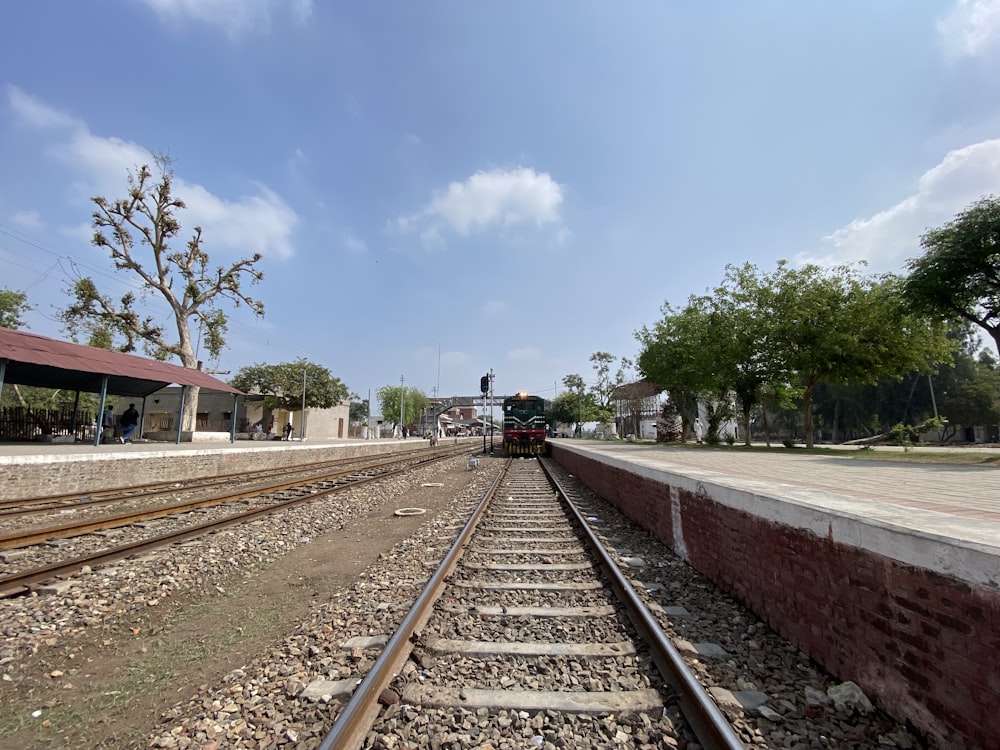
551, 444, 1000, 750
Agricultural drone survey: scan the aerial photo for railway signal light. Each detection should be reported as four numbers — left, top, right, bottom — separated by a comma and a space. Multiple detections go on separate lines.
481, 375, 489, 394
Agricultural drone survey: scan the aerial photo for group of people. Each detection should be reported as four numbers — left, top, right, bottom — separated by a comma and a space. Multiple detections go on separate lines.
252, 421, 295, 440
102, 403, 140, 444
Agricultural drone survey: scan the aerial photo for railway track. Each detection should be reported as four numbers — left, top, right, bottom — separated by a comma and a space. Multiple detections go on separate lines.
0, 446, 467, 598
0, 446, 452, 520
319, 457, 746, 750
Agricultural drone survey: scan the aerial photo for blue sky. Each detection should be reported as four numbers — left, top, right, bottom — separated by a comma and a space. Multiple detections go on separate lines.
3, 1, 1000, 408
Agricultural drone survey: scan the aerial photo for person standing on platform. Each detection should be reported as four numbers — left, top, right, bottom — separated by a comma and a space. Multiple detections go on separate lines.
119, 403, 140, 443
283, 422, 293, 441
102, 406, 115, 443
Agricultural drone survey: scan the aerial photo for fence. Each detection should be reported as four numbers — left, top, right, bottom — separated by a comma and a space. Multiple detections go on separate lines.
0, 406, 96, 442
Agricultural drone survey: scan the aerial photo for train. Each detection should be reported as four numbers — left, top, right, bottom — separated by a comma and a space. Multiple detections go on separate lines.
502, 392, 549, 456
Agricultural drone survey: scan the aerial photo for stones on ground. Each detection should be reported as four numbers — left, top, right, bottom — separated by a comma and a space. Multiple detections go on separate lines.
0, 454, 922, 749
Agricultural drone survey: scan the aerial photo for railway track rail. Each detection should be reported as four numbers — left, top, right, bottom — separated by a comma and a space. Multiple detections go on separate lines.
0, 445, 451, 519
318, 457, 746, 750
0, 446, 466, 598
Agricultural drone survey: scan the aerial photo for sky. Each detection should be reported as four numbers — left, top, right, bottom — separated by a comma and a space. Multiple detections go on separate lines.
3, 1, 1000, 409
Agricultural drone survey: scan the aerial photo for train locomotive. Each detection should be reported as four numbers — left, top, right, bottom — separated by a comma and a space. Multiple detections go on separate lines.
502, 392, 549, 456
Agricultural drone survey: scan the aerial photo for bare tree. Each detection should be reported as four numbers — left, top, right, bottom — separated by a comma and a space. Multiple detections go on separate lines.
61, 158, 265, 430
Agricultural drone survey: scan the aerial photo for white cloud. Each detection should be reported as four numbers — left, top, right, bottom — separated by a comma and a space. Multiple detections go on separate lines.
135, 0, 313, 38
9, 210, 43, 230
939, 0, 1000, 57
508, 346, 541, 362
7, 86, 299, 260
802, 139, 1000, 272
7, 86, 78, 129
395, 167, 565, 247
343, 232, 366, 255
428, 168, 563, 235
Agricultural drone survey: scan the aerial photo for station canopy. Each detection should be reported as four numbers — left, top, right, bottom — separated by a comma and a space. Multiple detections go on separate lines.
0, 327, 241, 398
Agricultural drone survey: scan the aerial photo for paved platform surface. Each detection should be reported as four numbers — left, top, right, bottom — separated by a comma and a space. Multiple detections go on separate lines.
553, 441, 1000, 553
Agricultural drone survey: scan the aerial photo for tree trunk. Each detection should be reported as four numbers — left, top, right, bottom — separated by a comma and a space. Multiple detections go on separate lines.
803, 384, 815, 448
177, 327, 200, 433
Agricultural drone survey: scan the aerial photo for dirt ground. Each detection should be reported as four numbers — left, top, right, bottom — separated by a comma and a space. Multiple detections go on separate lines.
0, 466, 474, 750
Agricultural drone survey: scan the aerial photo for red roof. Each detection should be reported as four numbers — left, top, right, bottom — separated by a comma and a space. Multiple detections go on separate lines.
0, 327, 241, 398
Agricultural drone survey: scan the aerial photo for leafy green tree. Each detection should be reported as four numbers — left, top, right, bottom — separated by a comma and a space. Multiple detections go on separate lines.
0, 289, 32, 329
711, 264, 800, 446
639, 262, 953, 448
756, 262, 952, 447
60, 159, 265, 430
376, 385, 430, 430
349, 396, 369, 425
935, 348, 1000, 440
904, 196, 1000, 357
635, 298, 718, 442
550, 374, 601, 436
230, 359, 348, 412
589, 352, 632, 422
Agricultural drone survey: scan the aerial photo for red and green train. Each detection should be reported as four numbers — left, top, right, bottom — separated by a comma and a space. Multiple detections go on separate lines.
502, 392, 549, 456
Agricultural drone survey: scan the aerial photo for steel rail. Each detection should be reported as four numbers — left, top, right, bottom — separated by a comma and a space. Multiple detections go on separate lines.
0, 452, 458, 598
0, 451, 462, 550
538, 457, 747, 750
0, 445, 449, 511
316, 459, 509, 750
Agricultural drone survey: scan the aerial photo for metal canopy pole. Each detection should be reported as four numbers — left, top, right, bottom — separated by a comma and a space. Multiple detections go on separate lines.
300, 363, 307, 441
94, 374, 110, 447
230, 394, 238, 443
174, 386, 187, 444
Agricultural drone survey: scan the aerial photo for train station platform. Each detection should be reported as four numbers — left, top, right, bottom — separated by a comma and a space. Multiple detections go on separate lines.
545, 439, 1000, 750
550, 440, 1000, 567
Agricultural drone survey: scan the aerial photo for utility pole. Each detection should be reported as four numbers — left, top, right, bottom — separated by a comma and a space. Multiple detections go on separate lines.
489, 368, 495, 454
300, 361, 307, 441
400, 374, 405, 438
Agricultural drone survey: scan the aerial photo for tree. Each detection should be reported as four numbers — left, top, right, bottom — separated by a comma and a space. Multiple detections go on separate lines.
549, 374, 601, 437
635, 298, 718, 442
934, 344, 1000, 441
60, 159, 265, 430
904, 196, 1000, 357
589, 352, 633, 425
0, 288, 32, 329
349, 396, 369, 425
638, 262, 954, 448
710, 264, 800, 446
376, 385, 430, 431
230, 360, 349, 412
758, 262, 952, 447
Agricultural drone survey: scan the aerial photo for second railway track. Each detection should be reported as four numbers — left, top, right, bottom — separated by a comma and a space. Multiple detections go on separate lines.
0, 446, 466, 597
